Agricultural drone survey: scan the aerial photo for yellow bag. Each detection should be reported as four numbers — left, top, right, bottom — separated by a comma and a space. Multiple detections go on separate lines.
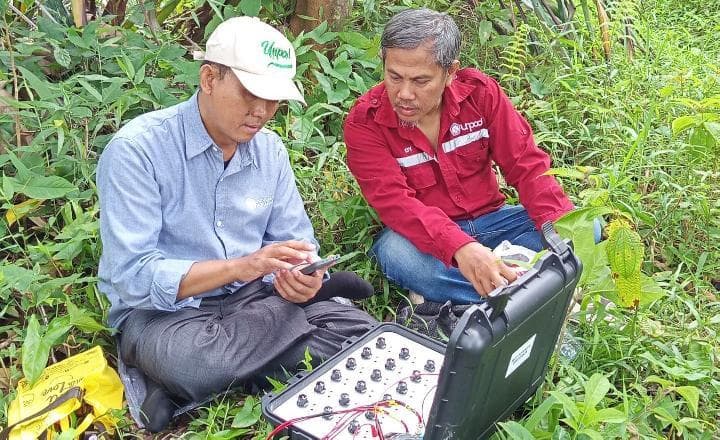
2, 346, 124, 440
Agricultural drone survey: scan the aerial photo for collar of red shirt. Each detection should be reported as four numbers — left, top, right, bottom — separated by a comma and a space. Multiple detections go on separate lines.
372, 71, 477, 128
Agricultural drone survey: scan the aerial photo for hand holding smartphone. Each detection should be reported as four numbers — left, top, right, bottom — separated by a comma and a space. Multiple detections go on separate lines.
292, 255, 341, 275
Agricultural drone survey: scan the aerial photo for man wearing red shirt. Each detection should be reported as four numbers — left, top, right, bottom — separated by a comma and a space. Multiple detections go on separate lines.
344, 8, 574, 303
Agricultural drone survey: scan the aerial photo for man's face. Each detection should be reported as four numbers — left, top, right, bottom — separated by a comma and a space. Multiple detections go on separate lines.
383, 45, 456, 126
200, 65, 279, 148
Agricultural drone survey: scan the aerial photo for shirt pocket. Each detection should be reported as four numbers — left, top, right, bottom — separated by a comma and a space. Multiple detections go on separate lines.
453, 140, 489, 178
401, 164, 437, 190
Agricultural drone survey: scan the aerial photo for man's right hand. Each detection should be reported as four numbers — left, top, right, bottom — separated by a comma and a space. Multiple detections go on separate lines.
177, 240, 316, 301
237, 240, 316, 281
454, 242, 518, 297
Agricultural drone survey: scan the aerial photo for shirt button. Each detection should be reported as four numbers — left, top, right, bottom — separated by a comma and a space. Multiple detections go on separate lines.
216, 220, 223, 227
371, 99, 378, 104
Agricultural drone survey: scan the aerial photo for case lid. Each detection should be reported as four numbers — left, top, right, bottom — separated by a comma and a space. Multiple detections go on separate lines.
424, 224, 582, 440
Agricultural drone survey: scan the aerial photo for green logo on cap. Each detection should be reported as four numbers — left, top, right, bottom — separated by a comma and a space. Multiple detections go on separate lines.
261, 40, 292, 69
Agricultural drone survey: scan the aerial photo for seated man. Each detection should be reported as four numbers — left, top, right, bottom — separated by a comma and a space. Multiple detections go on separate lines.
344, 8, 575, 304
97, 17, 376, 432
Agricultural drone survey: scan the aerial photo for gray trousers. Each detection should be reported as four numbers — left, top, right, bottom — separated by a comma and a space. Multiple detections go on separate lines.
119, 281, 376, 402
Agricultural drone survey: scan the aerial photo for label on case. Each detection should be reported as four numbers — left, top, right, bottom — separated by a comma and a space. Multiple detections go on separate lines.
505, 334, 536, 378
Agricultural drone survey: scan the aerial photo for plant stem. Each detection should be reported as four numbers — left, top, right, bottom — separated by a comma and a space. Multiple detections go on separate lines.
2, 19, 22, 148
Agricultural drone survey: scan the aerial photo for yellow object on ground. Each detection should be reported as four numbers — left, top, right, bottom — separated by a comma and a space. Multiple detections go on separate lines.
3, 345, 124, 440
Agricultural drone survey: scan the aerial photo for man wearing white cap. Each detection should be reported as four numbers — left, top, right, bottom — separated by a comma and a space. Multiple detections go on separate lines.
97, 16, 376, 432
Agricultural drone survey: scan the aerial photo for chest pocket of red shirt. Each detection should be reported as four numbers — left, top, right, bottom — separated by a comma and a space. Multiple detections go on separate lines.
453, 141, 489, 177
402, 164, 437, 190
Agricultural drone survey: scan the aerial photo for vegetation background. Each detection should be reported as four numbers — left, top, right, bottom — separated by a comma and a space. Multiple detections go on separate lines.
0, 0, 718, 438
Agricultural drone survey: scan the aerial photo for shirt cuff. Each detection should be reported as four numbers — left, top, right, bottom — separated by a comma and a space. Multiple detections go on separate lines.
439, 228, 476, 267
150, 259, 197, 311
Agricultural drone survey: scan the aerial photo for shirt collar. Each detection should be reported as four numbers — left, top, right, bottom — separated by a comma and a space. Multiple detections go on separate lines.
182, 91, 217, 160
373, 73, 477, 127
181, 91, 257, 168
444, 76, 476, 117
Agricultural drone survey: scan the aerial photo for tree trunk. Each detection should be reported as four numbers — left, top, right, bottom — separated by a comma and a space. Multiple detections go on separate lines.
290, 0, 353, 35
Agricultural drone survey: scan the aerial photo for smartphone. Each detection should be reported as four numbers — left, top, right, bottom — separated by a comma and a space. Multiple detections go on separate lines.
292, 255, 341, 275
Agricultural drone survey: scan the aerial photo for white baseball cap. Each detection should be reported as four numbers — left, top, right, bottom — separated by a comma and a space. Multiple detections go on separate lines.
203, 16, 305, 104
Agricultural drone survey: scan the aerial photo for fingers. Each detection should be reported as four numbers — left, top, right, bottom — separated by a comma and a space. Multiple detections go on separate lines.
470, 261, 517, 297
498, 261, 519, 283
265, 242, 314, 263
273, 268, 324, 303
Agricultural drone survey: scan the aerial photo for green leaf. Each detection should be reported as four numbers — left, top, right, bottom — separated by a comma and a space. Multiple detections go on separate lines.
577, 428, 603, 440
53, 46, 71, 68
594, 407, 626, 423
2, 175, 15, 198
549, 390, 580, 423
67, 302, 107, 333
672, 115, 699, 135
525, 394, 558, 430
265, 375, 286, 393
69, 106, 93, 119
16, 175, 77, 199
673, 386, 700, 417
21, 315, 71, 385
21, 315, 43, 384
477, 20, 494, 44
318, 200, 342, 227
551, 426, 572, 440
325, 81, 350, 104
239, 0, 262, 16
0, 264, 43, 293
498, 421, 535, 439
338, 31, 371, 49
231, 396, 261, 428
77, 78, 103, 102
703, 121, 720, 143
16, 66, 59, 101
584, 373, 611, 409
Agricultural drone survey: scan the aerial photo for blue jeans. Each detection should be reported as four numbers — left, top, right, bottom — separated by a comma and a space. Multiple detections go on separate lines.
372, 205, 552, 304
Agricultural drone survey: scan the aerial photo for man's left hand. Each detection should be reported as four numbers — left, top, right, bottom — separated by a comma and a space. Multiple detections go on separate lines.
273, 267, 326, 303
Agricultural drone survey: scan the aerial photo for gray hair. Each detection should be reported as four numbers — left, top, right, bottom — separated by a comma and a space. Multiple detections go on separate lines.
381, 8, 461, 69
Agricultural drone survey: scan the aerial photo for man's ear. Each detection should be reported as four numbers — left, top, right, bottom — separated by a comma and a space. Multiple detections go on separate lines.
199, 64, 217, 95
445, 60, 461, 86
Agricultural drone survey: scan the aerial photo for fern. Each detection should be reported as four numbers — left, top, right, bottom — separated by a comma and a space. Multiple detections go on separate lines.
500, 23, 529, 85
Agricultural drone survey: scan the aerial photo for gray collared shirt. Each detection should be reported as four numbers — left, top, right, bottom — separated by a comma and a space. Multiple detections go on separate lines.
97, 93, 318, 328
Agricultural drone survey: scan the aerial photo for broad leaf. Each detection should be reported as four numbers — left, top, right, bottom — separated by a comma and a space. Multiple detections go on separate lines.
498, 421, 535, 439
549, 390, 580, 424
16, 66, 61, 101
67, 302, 107, 333
16, 175, 76, 200
594, 407, 626, 423
239, 0, 262, 16
584, 373, 611, 409
5, 198, 44, 226
53, 45, 71, 68
231, 396, 261, 428
22, 315, 71, 385
21, 315, 43, 384
0, 264, 43, 294
673, 385, 700, 417
671, 115, 697, 135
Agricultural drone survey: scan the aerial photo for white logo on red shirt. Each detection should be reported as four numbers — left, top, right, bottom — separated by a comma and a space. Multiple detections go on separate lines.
450, 118, 484, 136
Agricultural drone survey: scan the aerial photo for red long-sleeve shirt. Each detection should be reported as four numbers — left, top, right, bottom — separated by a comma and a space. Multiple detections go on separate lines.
344, 68, 573, 267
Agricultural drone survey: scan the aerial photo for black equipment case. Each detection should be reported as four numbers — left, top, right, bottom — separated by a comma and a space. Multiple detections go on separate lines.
262, 224, 582, 439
